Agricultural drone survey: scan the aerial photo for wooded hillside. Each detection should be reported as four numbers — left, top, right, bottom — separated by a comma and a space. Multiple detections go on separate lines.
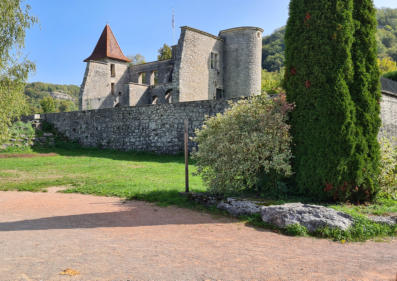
262, 8, 397, 72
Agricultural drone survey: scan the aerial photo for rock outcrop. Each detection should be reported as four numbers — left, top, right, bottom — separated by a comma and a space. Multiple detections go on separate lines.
260, 203, 354, 232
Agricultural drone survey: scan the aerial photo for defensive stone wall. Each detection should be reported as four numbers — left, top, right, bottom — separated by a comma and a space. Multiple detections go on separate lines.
42, 99, 232, 154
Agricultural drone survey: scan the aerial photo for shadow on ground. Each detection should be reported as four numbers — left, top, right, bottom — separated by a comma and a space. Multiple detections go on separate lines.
0, 200, 234, 232
30, 144, 187, 164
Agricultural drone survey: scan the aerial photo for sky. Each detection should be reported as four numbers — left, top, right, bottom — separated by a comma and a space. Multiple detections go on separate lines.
24, 0, 397, 86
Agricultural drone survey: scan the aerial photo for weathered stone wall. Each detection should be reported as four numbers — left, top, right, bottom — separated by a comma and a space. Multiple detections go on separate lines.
129, 59, 174, 85
80, 59, 129, 110
220, 27, 263, 98
128, 83, 150, 106
42, 99, 231, 154
380, 92, 397, 140
176, 27, 224, 102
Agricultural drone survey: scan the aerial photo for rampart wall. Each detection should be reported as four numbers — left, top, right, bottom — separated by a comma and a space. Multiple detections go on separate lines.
42, 99, 231, 154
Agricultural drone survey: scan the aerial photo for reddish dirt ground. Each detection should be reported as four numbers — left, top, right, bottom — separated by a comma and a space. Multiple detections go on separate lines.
0, 153, 58, 159
0, 189, 396, 281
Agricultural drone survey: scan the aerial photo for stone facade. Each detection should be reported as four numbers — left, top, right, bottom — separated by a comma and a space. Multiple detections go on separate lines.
380, 78, 397, 139
80, 25, 263, 110
43, 99, 231, 154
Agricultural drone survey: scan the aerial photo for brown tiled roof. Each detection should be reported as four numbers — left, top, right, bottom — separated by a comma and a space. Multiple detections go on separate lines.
84, 25, 131, 63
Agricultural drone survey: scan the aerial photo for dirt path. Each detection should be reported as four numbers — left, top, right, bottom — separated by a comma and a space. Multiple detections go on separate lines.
0, 153, 58, 159
0, 190, 396, 281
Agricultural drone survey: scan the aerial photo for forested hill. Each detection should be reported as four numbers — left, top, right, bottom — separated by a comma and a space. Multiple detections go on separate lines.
262, 8, 397, 72
25, 82, 79, 113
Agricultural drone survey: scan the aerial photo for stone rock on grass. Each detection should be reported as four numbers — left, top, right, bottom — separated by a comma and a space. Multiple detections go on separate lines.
367, 215, 397, 226
217, 198, 261, 216
260, 203, 353, 232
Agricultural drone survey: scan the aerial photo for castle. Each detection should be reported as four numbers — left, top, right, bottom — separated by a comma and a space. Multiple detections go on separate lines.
79, 25, 263, 110
32, 24, 397, 155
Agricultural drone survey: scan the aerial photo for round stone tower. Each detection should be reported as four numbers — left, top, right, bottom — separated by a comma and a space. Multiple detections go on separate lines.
219, 27, 263, 98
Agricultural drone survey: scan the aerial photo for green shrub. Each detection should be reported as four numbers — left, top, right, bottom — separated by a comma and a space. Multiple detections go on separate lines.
9, 121, 35, 140
285, 223, 308, 236
384, 70, 397, 82
193, 93, 293, 195
261, 69, 284, 95
378, 137, 397, 199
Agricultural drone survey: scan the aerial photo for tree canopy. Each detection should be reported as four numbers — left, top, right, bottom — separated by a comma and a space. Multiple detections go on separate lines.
262, 8, 397, 72
127, 54, 146, 65
157, 44, 172, 61
0, 0, 37, 141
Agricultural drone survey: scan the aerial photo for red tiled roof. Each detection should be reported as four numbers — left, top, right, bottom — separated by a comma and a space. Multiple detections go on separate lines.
84, 25, 131, 63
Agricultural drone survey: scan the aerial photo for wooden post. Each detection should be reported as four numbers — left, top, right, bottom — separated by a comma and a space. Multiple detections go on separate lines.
184, 119, 189, 193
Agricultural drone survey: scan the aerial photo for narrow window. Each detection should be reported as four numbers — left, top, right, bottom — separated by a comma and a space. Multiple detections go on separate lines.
152, 71, 159, 85
210, 53, 214, 69
216, 88, 223, 100
110, 64, 115, 77
140, 72, 147, 84
165, 90, 172, 103
214, 53, 218, 70
111, 83, 115, 95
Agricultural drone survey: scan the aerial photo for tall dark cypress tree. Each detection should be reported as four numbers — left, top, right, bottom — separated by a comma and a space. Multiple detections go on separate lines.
349, 0, 381, 201
284, 0, 357, 200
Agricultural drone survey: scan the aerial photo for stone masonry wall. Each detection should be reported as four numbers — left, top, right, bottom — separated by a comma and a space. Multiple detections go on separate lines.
380, 92, 397, 140
176, 27, 224, 102
42, 99, 231, 154
80, 59, 129, 110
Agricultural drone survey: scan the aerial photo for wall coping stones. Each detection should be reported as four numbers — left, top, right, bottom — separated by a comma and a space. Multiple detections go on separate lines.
181, 26, 224, 41
219, 26, 265, 34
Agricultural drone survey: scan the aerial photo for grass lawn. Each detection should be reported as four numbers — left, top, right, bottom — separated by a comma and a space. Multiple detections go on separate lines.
0, 145, 396, 241
0, 146, 206, 206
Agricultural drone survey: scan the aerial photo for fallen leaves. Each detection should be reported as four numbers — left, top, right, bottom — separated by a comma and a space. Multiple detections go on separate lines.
59, 268, 80, 276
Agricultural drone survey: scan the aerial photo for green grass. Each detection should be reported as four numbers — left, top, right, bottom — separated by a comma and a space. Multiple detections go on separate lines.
0, 146, 206, 206
0, 145, 396, 242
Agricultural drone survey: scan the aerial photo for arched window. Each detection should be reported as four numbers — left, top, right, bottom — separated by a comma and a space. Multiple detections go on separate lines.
165, 90, 172, 103
151, 96, 158, 104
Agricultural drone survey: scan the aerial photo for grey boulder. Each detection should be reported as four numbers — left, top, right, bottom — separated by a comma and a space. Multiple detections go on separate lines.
261, 203, 353, 232
217, 198, 261, 216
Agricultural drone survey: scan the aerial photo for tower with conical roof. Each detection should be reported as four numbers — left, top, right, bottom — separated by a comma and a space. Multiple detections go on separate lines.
80, 25, 131, 110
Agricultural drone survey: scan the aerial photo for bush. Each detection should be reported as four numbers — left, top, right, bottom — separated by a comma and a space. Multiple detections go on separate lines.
378, 137, 397, 199
384, 70, 397, 82
261, 69, 284, 95
193, 94, 293, 195
9, 121, 35, 140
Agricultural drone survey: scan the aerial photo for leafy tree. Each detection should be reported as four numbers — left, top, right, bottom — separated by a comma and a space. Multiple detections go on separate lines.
193, 94, 293, 195
24, 82, 79, 113
261, 69, 284, 95
349, 0, 381, 201
285, 0, 358, 201
0, 0, 36, 141
262, 27, 285, 72
157, 44, 172, 61
40, 96, 56, 113
384, 70, 397, 82
378, 57, 397, 74
127, 54, 146, 65
58, 100, 77, 112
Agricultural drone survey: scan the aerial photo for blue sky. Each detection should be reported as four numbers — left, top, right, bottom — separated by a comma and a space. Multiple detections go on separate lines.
25, 0, 397, 86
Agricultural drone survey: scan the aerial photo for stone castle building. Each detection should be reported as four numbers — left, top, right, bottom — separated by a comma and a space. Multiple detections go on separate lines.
79, 25, 263, 110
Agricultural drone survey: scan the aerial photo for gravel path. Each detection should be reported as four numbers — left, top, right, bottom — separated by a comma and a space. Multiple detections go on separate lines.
0, 189, 396, 281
